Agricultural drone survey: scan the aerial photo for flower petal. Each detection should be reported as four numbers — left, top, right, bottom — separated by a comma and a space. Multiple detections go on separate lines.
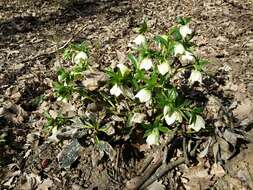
158, 62, 170, 75
181, 51, 195, 64
117, 63, 130, 76
189, 115, 205, 132
179, 24, 192, 39
140, 58, 153, 71
73, 51, 88, 64
165, 113, 177, 125
133, 34, 146, 46
164, 106, 183, 125
189, 70, 202, 85
174, 43, 185, 56
146, 129, 160, 145
135, 89, 151, 103
164, 111, 182, 125
110, 84, 123, 97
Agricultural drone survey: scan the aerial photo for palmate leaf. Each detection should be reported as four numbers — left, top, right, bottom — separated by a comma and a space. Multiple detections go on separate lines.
192, 106, 204, 114
57, 68, 74, 84
195, 58, 209, 71
155, 90, 168, 107
143, 128, 153, 137
170, 27, 182, 41
128, 53, 138, 69
167, 87, 178, 103
154, 35, 169, 48
106, 68, 123, 85
145, 68, 158, 89
176, 17, 191, 25
138, 19, 148, 34
53, 82, 74, 100
158, 125, 169, 133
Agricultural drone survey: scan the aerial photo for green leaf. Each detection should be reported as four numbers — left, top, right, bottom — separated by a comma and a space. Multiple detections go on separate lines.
195, 58, 209, 71
176, 17, 191, 25
158, 126, 169, 133
145, 68, 158, 89
155, 90, 168, 107
128, 53, 138, 68
106, 68, 123, 85
63, 49, 72, 60
170, 27, 182, 41
143, 129, 153, 138
192, 107, 204, 114
167, 87, 178, 103
154, 35, 168, 48
63, 42, 89, 61
138, 19, 148, 34
189, 112, 197, 124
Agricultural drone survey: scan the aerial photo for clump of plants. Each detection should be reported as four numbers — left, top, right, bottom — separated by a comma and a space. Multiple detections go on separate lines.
49, 17, 210, 146
107, 17, 209, 145
37, 16, 251, 189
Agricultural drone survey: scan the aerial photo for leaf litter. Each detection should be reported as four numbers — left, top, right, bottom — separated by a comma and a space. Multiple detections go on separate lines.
1, 0, 253, 189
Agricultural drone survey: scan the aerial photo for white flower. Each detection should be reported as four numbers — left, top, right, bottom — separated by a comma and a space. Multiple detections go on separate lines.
174, 43, 185, 56
188, 115, 205, 132
117, 63, 130, 76
189, 70, 202, 85
135, 89, 151, 103
110, 84, 123, 97
146, 129, 160, 145
140, 58, 153, 71
179, 24, 193, 39
73, 51, 88, 64
164, 106, 183, 125
157, 62, 170, 76
133, 34, 146, 46
181, 51, 195, 64
58, 75, 64, 82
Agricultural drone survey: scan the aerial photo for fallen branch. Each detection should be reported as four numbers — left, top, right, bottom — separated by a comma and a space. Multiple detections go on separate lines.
125, 152, 163, 189
139, 141, 201, 189
125, 129, 177, 190
140, 157, 185, 189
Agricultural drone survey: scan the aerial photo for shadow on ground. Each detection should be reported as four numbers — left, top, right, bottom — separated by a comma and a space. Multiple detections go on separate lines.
0, 0, 130, 39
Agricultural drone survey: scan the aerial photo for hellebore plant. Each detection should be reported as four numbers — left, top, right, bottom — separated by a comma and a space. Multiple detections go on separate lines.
52, 17, 209, 147
53, 42, 89, 103
107, 17, 209, 145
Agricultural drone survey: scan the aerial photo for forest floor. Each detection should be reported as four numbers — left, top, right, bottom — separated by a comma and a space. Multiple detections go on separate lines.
1, 0, 253, 189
